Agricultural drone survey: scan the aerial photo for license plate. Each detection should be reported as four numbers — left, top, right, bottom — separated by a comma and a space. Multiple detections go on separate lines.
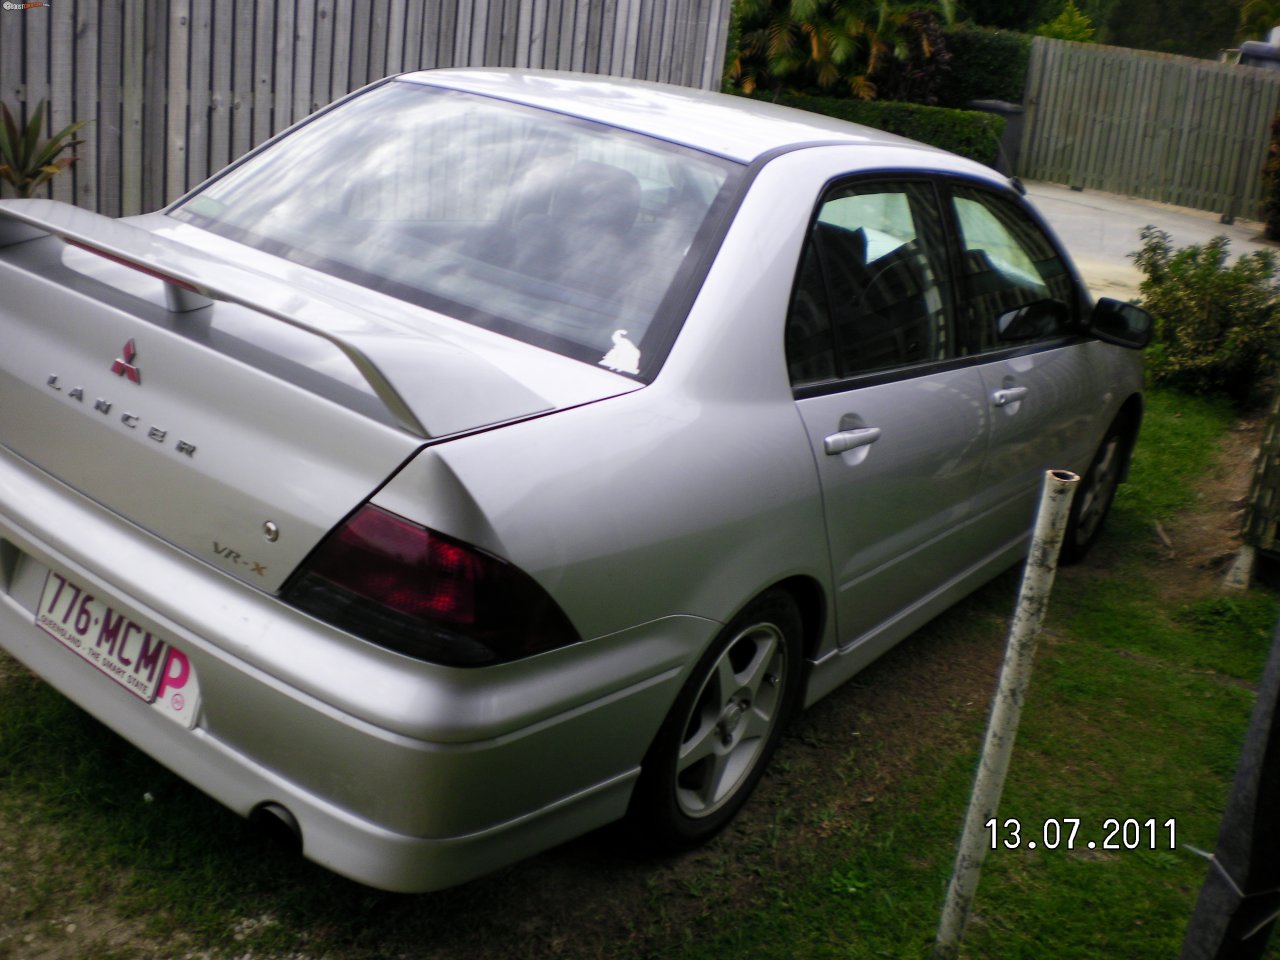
36, 570, 201, 729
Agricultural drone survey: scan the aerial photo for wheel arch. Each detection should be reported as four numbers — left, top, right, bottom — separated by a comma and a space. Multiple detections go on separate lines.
1113, 393, 1144, 483
625, 577, 814, 845
770, 574, 828, 664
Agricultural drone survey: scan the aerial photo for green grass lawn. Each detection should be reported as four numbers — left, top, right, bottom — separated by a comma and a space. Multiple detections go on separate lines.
1, 388, 1276, 959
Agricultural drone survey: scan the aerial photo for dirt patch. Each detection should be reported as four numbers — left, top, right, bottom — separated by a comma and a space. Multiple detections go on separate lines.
1149, 416, 1258, 600
0, 812, 170, 960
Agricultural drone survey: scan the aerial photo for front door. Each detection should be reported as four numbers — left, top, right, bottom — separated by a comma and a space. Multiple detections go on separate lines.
943, 183, 1100, 547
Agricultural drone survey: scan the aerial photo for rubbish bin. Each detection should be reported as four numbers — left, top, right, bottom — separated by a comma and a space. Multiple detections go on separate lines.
1240, 26, 1280, 71
967, 99, 1025, 176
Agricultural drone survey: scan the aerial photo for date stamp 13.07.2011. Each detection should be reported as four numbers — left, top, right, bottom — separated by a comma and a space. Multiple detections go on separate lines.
986, 817, 1177, 852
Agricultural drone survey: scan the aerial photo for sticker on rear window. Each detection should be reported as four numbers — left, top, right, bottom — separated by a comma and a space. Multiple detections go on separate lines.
599, 330, 640, 376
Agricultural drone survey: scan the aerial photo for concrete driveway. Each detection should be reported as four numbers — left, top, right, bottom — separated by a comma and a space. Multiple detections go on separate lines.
1025, 181, 1276, 301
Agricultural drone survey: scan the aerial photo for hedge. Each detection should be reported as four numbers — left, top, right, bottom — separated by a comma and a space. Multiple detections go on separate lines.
760, 93, 1006, 167
938, 24, 1034, 108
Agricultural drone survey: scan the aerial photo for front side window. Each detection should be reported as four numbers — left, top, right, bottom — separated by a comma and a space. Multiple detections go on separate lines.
786, 181, 951, 385
169, 80, 742, 378
949, 186, 1076, 353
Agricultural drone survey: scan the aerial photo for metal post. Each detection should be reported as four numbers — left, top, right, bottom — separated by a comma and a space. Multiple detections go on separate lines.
934, 469, 1080, 960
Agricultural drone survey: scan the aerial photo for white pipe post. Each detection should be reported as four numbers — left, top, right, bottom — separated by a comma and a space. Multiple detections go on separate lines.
934, 469, 1081, 960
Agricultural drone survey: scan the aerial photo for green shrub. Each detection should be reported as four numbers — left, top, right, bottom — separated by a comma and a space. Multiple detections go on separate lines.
1132, 226, 1280, 405
1034, 0, 1096, 42
938, 24, 1033, 107
759, 92, 1005, 166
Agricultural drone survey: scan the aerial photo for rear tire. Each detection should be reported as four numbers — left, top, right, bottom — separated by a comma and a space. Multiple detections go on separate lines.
628, 590, 803, 847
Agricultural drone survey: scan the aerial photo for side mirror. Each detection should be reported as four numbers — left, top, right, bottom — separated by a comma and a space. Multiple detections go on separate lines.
1090, 298, 1152, 349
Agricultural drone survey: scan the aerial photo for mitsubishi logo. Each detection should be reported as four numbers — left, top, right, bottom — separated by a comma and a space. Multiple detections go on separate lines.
111, 339, 141, 384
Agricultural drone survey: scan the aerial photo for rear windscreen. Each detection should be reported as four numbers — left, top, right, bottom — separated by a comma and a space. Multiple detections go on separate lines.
170, 80, 743, 379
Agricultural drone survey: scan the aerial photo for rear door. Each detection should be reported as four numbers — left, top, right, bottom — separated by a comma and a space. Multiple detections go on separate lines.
788, 179, 990, 649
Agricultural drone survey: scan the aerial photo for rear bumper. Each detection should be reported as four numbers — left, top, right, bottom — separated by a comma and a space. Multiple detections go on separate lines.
0, 445, 703, 891
0, 611, 638, 891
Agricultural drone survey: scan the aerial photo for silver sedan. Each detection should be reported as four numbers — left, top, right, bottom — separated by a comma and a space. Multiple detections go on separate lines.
0, 69, 1147, 891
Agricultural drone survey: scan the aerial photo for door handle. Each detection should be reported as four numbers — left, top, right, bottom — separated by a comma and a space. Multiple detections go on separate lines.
823, 427, 881, 456
993, 386, 1029, 407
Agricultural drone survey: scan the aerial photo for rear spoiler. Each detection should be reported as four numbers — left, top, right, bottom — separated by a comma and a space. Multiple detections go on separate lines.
0, 199, 553, 439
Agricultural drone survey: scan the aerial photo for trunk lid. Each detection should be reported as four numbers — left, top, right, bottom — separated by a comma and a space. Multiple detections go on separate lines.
0, 200, 638, 591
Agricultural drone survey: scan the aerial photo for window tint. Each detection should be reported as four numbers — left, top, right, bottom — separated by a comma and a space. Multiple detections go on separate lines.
949, 186, 1076, 353
786, 182, 950, 385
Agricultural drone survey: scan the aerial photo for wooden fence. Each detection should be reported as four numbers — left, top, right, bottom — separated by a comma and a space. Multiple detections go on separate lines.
1019, 37, 1280, 223
0, 0, 731, 217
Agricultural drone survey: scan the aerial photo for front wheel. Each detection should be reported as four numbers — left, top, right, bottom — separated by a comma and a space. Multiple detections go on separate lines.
1061, 415, 1132, 564
628, 590, 803, 848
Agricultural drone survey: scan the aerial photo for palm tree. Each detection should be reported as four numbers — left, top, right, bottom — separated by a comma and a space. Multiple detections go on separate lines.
729, 0, 954, 99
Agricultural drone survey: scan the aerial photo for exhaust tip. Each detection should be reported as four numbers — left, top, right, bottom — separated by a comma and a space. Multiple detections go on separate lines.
250, 802, 303, 855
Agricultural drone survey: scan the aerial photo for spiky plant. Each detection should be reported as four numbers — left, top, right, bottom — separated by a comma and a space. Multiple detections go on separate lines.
0, 99, 90, 199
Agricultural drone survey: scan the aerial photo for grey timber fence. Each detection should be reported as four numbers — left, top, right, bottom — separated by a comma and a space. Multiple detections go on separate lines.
0, 0, 731, 217
1018, 37, 1280, 223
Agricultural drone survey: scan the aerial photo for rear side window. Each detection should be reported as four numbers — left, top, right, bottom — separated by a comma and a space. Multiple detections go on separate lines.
948, 186, 1077, 353
786, 182, 951, 385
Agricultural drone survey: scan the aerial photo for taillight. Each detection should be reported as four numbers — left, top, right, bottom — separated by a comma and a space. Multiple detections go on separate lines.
282, 504, 580, 666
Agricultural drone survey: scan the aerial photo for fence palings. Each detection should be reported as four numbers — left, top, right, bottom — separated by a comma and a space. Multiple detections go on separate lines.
0, 0, 731, 217
1020, 37, 1280, 223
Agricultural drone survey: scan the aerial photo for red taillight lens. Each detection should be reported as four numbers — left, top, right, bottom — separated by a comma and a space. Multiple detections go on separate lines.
283, 505, 580, 666
308, 508, 482, 624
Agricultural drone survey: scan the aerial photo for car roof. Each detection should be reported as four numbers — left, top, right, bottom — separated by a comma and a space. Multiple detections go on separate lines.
398, 68, 998, 178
